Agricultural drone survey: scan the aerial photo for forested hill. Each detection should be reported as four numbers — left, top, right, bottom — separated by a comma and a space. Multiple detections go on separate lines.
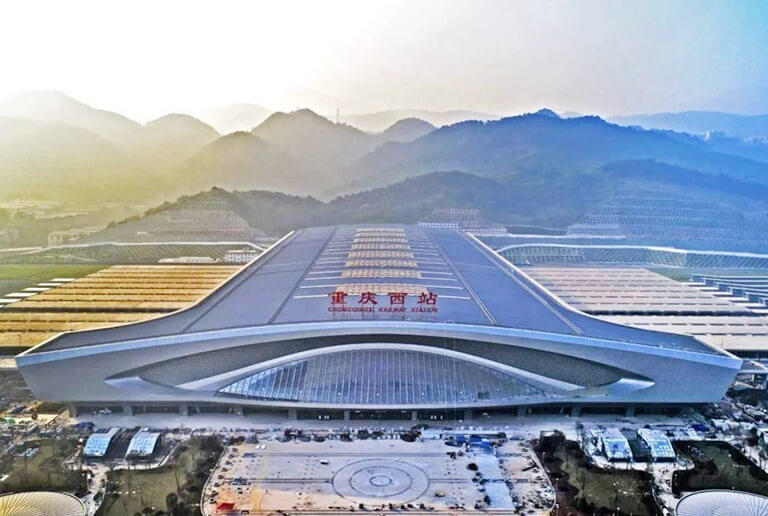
343, 113, 768, 194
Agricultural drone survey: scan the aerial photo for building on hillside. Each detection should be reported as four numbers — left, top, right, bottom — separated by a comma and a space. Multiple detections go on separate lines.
79, 197, 272, 244
418, 208, 507, 234
224, 249, 261, 264
47, 227, 102, 247
566, 190, 768, 252
158, 256, 218, 264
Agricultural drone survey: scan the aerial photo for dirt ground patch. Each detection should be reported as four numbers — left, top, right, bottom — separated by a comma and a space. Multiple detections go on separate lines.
534, 432, 659, 516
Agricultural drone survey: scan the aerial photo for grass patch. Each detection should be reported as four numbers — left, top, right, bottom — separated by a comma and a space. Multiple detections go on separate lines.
3, 244, 257, 265
535, 432, 658, 516
649, 268, 768, 283
0, 438, 87, 494
646, 268, 692, 282
0, 264, 103, 296
673, 441, 768, 496
97, 435, 223, 516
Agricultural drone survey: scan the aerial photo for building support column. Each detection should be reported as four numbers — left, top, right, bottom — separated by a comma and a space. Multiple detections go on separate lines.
570, 406, 581, 418
625, 406, 635, 417
288, 408, 297, 421
122, 404, 133, 416
463, 409, 473, 422
517, 406, 527, 417
343, 410, 350, 422
411, 410, 418, 421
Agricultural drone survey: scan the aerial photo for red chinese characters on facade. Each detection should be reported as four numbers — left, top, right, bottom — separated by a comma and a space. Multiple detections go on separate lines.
358, 291, 378, 305
329, 290, 437, 313
417, 292, 438, 305
388, 292, 407, 305
328, 290, 377, 313
412, 291, 438, 313
329, 291, 348, 305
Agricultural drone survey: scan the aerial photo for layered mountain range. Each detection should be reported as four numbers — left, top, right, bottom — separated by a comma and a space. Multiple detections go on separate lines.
2, 90, 768, 226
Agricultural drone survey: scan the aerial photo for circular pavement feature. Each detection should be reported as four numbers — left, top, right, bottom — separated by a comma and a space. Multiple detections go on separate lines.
332, 458, 430, 504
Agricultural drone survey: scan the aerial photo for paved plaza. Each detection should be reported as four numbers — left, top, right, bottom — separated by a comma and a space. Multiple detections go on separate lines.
203, 438, 526, 514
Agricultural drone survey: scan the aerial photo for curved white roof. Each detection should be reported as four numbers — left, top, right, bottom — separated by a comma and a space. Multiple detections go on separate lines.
30, 225, 723, 357
126, 430, 161, 456
0, 491, 85, 516
83, 427, 119, 457
676, 490, 768, 516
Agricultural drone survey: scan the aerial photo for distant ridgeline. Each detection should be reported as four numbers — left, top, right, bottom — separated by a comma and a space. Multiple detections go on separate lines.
5, 93, 768, 210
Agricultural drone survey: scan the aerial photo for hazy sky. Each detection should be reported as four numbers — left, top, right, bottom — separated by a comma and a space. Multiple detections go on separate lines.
2, 0, 767, 121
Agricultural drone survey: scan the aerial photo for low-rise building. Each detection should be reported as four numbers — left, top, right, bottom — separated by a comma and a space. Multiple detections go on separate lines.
224, 249, 260, 263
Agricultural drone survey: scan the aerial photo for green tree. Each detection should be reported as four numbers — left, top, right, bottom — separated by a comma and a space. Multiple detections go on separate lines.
165, 492, 178, 513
